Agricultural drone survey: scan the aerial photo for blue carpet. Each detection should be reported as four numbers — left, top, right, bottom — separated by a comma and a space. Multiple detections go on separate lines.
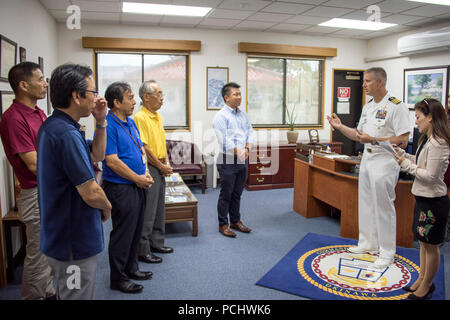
256, 232, 446, 300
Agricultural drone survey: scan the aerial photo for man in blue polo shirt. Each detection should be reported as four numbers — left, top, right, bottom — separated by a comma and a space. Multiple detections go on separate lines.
103, 82, 154, 294
37, 64, 112, 300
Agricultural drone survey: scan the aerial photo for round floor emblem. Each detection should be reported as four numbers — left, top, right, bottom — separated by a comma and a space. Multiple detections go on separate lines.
297, 245, 419, 300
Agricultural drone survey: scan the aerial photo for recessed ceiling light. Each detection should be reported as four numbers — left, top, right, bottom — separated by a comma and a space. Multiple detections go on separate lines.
406, 0, 450, 6
319, 18, 397, 31
122, 2, 212, 17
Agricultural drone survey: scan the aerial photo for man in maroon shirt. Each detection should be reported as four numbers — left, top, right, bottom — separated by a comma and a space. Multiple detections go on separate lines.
0, 62, 54, 300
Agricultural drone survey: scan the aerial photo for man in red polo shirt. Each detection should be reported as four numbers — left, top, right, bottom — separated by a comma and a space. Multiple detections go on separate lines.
0, 62, 54, 300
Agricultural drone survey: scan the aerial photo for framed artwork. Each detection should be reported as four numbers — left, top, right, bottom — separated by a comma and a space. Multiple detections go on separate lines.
206, 66, 229, 110
19, 47, 26, 63
46, 77, 52, 115
38, 56, 44, 74
403, 66, 449, 108
0, 35, 17, 82
0, 91, 15, 119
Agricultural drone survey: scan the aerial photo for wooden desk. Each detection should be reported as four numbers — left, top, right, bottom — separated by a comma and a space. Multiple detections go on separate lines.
2, 210, 27, 282
293, 157, 415, 248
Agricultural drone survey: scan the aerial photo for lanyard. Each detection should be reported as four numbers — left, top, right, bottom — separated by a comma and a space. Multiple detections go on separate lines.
109, 112, 142, 154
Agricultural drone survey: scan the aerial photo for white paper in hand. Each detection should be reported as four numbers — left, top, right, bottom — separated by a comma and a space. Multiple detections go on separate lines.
378, 140, 397, 157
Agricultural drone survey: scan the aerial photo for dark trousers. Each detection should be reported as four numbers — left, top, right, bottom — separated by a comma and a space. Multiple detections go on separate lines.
216, 154, 248, 226
103, 181, 146, 284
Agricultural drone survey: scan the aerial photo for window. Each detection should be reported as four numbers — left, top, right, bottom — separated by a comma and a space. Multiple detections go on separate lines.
96, 52, 188, 129
247, 56, 324, 128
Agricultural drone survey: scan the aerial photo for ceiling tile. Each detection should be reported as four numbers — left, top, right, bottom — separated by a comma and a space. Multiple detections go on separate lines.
323, 0, 381, 10
199, 18, 240, 27
401, 4, 450, 17
381, 14, 425, 24
39, 0, 72, 10
207, 8, 254, 20
120, 13, 162, 25
339, 9, 391, 20
81, 12, 121, 23
71, 0, 121, 13
284, 15, 330, 25
218, 0, 272, 11
261, 2, 314, 14
233, 20, 277, 30
403, 16, 445, 26
160, 16, 203, 25
302, 25, 343, 33
301, 5, 355, 18
248, 12, 294, 22
268, 23, 311, 32
279, 0, 328, 5
331, 28, 373, 36
374, 0, 425, 14
171, 0, 223, 7
358, 30, 392, 39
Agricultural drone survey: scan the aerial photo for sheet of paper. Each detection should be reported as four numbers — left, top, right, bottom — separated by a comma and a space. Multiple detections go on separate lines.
378, 140, 397, 157
337, 102, 350, 114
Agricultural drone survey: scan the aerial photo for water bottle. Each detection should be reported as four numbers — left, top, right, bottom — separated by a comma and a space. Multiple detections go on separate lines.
326, 144, 331, 153
308, 149, 314, 164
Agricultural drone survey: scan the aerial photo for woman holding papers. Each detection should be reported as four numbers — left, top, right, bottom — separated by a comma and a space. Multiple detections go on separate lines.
395, 98, 450, 300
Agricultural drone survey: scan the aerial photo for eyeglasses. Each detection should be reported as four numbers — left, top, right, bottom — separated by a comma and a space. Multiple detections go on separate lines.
85, 89, 99, 97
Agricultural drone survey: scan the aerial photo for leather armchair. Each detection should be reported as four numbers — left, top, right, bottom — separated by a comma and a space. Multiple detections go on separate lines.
166, 140, 206, 193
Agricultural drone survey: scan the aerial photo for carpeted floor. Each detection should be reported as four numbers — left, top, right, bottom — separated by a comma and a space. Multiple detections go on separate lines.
1, 187, 449, 300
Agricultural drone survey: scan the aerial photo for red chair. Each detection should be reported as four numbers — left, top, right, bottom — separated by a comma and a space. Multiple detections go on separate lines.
166, 140, 206, 193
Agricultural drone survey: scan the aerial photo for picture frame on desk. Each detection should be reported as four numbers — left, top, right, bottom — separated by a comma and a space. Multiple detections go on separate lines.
308, 129, 319, 144
206, 66, 229, 110
0, 35, 17, 82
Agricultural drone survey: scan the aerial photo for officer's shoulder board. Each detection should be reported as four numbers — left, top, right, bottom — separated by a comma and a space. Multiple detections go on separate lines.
388, 97, 401, 105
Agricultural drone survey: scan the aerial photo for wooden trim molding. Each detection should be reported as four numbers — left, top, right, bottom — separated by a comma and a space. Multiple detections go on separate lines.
82, 37, 201, 52
238, 42, 337, 57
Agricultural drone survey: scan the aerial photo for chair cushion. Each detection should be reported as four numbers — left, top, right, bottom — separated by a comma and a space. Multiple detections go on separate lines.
171, 163, 203, 174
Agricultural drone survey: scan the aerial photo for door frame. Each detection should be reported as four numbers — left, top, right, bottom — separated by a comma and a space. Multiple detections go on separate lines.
330, 68, 366, 142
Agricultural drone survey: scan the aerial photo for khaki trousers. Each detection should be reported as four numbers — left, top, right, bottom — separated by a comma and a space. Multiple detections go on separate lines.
17, 187, 55, 300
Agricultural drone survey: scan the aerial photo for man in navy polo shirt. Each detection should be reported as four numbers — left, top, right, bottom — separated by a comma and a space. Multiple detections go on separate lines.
37, 64, 112, 300
103, 82, 153, 294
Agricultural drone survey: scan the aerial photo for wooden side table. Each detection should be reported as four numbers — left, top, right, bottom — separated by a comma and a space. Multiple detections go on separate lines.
2, 210, 26, 282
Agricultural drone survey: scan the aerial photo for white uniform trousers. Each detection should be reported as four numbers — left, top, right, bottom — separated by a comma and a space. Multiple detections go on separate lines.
357, 149, 400, 261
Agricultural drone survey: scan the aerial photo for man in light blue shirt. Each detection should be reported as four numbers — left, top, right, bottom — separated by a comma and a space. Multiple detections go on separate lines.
213, 82, 254, 238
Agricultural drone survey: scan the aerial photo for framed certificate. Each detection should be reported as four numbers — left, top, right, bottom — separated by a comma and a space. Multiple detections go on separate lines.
0, 91, 15, 119
0, 35, 17, 82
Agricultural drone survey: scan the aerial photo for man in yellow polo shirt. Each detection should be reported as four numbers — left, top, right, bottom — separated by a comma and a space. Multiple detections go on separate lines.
135, 80, 173, 264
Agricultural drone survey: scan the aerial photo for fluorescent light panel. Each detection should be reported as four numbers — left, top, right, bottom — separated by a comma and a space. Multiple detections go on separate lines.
319, 18, 397, 31
407, 0, 450, 6
122, 2, 212, 17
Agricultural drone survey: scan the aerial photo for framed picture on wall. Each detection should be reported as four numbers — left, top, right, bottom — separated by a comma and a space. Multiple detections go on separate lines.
0, 35, 17, 82
206, 66, 229, 110
38, 56, 44, 74
0, 91, 15, 119
403, 66, 449, 108
19, 47, 26, 63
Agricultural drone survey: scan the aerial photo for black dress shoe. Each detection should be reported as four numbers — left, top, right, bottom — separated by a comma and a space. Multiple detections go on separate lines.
126, 270, 153, 280
151, 246, 173, 254
139, 254, 162, 263
110, 280, 143, 294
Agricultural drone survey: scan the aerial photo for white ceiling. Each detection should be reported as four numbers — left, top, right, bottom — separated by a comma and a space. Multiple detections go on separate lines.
40, 0, 450, 39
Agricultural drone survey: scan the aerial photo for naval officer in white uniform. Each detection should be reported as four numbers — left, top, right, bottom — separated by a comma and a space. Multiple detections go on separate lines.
327, 67, 410, 269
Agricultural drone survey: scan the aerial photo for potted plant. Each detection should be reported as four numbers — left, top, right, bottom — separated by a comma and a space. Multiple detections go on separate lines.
286, 105, 299, 143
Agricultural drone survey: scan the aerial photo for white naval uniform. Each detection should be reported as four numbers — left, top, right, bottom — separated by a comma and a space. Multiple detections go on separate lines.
356, 92, 410, 262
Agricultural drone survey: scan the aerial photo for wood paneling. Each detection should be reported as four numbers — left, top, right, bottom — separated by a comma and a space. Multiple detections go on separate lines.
82, 37, 201, 52
238, 42, 337, 57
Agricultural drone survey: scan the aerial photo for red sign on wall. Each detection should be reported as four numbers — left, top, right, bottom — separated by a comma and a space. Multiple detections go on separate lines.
338, 87, 351, 99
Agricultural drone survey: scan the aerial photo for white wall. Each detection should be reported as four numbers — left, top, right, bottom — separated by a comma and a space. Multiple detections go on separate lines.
366, 21, 450, 102
0, 0, 58, 216
56, 22, 368, 154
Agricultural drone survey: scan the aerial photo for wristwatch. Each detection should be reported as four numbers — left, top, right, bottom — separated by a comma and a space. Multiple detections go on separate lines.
96, 121, 107, 129
371, 137, 378, 145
